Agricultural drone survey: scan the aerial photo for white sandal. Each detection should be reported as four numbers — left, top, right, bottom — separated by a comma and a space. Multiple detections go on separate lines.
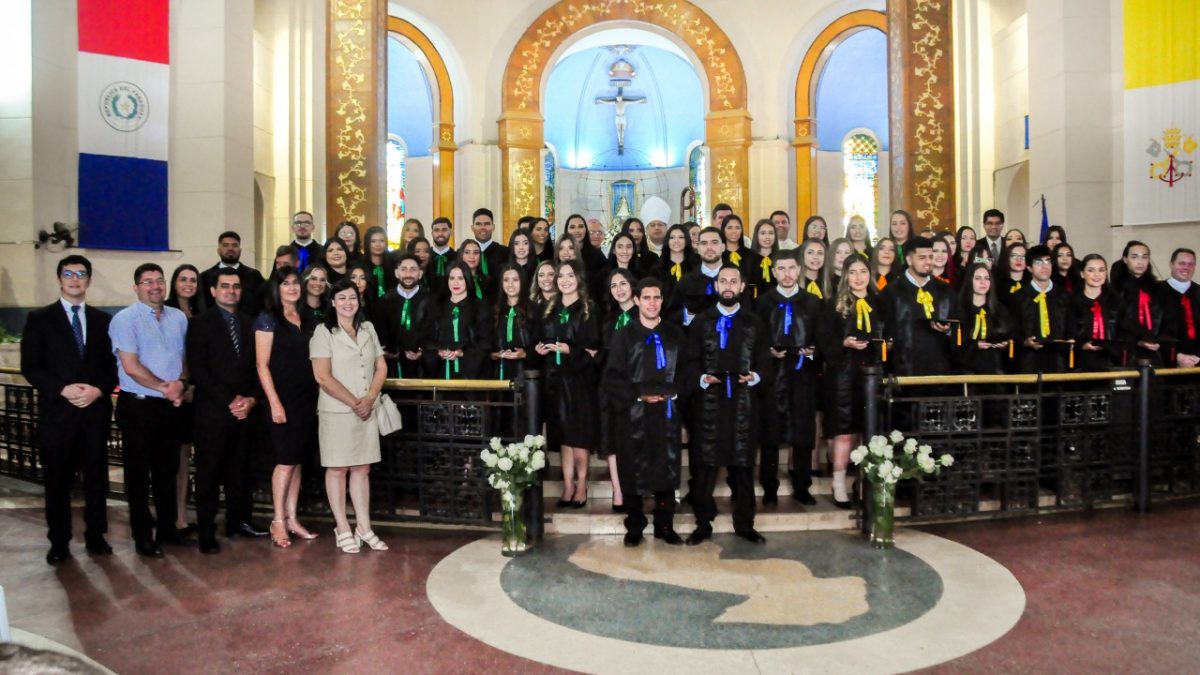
334, 528, 360, 554
355, 528, 388, 551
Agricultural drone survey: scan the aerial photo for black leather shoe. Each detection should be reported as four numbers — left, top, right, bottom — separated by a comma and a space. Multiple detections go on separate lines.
570, 499, 587, 509
793, 489, 817, 505
685, 528, 712, 546
762, 492, 778, 506
654, 529, 684, 546
135, 541, 165, 559
556, 498, 573, 508
833, 497, 852, 510
46, 546, 70, 565
226, 522, 269, 538
736, 529, 767, 544
157, 531, 193, 546
176, 523, 197, 537
611, 503, 626, 513
623, 532, 643, 547
198, 534, 220, 555
85, 537, 113, 555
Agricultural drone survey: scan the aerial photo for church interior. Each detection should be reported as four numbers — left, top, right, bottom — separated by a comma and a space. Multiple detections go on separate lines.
0, 1, 1198, 673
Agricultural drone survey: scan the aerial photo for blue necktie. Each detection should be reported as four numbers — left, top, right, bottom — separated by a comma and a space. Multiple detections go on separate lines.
70, 305, 84, 356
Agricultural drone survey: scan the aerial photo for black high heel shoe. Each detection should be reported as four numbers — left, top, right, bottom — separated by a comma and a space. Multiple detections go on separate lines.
557, 488, 574, 509
571, 488, 588, 509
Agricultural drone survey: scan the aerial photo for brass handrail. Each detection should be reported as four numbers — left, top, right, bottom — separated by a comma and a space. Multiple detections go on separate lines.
890, 370, 1141, 387
383, 377, 515, 391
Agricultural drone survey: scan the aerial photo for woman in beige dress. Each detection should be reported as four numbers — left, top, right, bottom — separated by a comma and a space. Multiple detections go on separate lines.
310, 279, 389, 553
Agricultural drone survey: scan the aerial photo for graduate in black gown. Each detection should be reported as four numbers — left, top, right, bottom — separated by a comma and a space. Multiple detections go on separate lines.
471, 208, 508, 291
427, 217, 457, 293
686, 265, 772, 546
606, 233, 642, 281
603, 277, 693, 546
490, 263, 532, 381
954, 263, 1014, 375
881, 238, 959, 376
457, 239, 497, 305
750, 219, 779, 292
361, 226, 391, 304
721, 215, 765, 301
1015, 245, 1073, 374
666, 226, 724, 327
817, 256, 888, 507
421, 261, 494, 380
1068, 254, 1123, 371
1112, 241, 1167, 367
372, 253, 431, 378
621, 218, 659, 276
535, 259, 601, 508
1160, 247, 1200, 368
598, 268, 638, 513
754, 249, 821, 505
798, 238, 828, 300
506, 229, 538, 285
869, 237, 900, 293
566, 213, 610, 303
653, 223, 699, 300
530, 217, 554, 263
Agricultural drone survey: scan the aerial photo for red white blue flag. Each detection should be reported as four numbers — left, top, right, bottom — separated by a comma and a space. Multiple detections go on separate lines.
77, 0, 169, 250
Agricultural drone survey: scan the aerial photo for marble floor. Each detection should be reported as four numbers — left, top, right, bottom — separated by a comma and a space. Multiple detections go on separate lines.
1, 475, 1197, 674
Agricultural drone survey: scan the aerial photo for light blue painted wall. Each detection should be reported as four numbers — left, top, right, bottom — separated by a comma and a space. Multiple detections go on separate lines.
814, 29, 889, 151
387, 37, 434, 158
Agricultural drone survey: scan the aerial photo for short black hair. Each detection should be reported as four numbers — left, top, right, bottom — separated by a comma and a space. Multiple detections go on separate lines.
134, 262, 164, 283
324, 278, 365, 332
393, 252, 419, 269
635, 276, 663, 296
769, 210, 790, 222
697, 226, 723, 241
517, 215, 537, 229
717, 263, 745, 281
1026, 244, 1052, 262
214, 268, 241, 285
711, 203, 733, 218
292, 210, 314, 222
57, 254, 92, 277
907, 238, 933, 253
1170, 247, 1196, 263
472, 208, 494, 222
431, 217, 453, 229
772, 248, 800, 264
274, 245, 297, 260
982, 208, 1005, 223
218, 230, 241, 243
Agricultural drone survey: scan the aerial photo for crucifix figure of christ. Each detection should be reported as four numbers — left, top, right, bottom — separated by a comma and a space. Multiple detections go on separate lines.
595, 86, 646, 155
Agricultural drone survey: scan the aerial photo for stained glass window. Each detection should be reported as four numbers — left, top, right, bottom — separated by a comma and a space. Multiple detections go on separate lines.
386, 135, 408, 248
543, 149, 557, 225
842, 132, 879, 239
688, 145, 706, 226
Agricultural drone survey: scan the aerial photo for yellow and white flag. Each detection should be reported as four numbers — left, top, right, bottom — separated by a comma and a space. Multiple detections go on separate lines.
1123, 0, 1199, 226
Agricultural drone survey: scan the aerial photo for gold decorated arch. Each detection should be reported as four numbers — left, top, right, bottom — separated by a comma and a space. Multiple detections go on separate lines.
793, 10, 887, 223
499, 0, 751, 235
388, 17, 456, 223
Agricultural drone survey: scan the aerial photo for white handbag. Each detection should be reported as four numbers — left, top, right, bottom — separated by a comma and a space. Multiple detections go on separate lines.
377, 394, 403, 435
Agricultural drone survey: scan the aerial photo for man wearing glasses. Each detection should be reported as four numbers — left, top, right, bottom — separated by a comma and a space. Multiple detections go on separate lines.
21, 256, 118, 564
108, 263, 190, 558
1016, 245, 1071, 374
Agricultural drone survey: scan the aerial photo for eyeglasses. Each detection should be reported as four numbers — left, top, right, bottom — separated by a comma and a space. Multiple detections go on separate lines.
60, 270, 90, 280
1030, 258, 1052, 266
1010, 255, 1026, 261
137, 279, 166, 287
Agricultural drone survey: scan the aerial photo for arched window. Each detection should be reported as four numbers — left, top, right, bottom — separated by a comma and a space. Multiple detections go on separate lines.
386, 134, 408, 248
842, 131, 880, 238
543, 147, 557, 224
688, 144, 707, 226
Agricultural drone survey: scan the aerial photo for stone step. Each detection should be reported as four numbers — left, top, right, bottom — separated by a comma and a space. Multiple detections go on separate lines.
543, 495, 859, 535
548, 447, 826, 470
541, 468, 836, 499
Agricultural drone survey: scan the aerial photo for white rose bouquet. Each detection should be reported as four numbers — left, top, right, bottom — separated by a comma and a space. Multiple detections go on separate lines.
849, 429, 953, 486
480, 434, 547, 509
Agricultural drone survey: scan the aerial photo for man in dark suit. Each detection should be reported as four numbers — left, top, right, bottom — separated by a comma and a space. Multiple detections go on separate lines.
200, 230, 266, 315
21, 255, 119, 564
186, 269, 265, 553
472, 207, 508, 287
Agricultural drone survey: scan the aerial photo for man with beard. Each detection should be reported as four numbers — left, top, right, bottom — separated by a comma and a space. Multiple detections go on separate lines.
373, 253, 432, 378
290, 211, 323, 271
472, 208, 508, 287
755, 250, 820, 505
603, 278, 694, 546
666, 226, 724, 327
880, 238, 958, 376
428, 217, 457, 291
1161, 248, 1199, 368
686, 265, 771, 545
200, 231, 265, 314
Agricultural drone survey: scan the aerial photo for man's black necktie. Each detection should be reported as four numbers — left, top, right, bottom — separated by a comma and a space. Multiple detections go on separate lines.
226, 313, 241, 357
71, 305, 85, 356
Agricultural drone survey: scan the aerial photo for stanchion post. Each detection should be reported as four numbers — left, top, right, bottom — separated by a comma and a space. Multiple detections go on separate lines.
523, 375, 545, 540
1136, 360, 1152, 514
861, 366, 882, 534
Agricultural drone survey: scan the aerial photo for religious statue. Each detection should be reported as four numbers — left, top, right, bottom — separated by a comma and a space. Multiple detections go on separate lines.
595, 87, 646, 156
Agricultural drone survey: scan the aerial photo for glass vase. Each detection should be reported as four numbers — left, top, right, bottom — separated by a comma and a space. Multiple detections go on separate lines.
500, 489, 527, 557
870, 479, 896, 549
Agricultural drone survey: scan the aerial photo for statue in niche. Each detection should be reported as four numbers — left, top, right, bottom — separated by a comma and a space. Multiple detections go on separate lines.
595, 50, 646, 156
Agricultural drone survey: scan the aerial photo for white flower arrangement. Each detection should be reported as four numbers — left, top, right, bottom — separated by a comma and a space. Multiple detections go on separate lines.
850, 430, 954, 486
481, 434, 547, 507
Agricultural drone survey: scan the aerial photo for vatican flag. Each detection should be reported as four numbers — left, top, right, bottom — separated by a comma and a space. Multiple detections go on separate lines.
1123, 0, 1199, 226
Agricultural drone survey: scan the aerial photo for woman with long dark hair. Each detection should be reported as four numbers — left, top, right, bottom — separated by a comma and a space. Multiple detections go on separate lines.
491, 263, 531, 381
869, 238, 899, 292
995, 242, 1031, 306
802, 215, 830, 248
654, 223, 698, 299
1069, 254, 1123, 370
752, 218, 779, 290
1111, 240, 1166, 365
888, 210, 915, 263
799, 239, 827, 299
954, 263, 1013, 375
422, 260, 494, 379
954, 226, 978, 271
1052, 242, 1081, 295
456, 239, 493, 303
620, 217, 658, 273
334, 221, 363, 261
598, 268, 638, 512
165, 264, 204, 537
323, 238, 351, 285
507, 228, 537, 285
721, 214, 764, 298
362, 225, 390, 301
567, 213, 609, 301
1043, 225, 1067, 249
530, 217, 554, 263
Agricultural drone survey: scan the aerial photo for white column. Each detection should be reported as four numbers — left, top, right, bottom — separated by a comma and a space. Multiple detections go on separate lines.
954, 0, 995, 233
749, 138, 789, 223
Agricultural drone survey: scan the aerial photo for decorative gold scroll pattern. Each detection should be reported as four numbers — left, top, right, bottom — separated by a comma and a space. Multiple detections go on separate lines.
713, 157, 740, 206
511, 159, 539, 223
331, 0, 371, 223
504, 0, 745, 113
909, 0, 948, 231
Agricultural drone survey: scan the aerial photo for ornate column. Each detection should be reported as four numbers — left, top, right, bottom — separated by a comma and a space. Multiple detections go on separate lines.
499, 112, 544, 237
792, 117, 817, 221
888, 0, 956, 232
326, 0, 386, 234
434, 123, 457, 222
705, 111, 753, 219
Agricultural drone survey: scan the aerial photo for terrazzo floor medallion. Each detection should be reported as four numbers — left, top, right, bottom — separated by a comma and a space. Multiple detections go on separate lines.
427, 529, 1026, 674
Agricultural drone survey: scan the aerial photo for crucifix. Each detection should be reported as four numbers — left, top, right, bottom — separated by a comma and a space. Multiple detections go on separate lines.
595, 86, 646, 155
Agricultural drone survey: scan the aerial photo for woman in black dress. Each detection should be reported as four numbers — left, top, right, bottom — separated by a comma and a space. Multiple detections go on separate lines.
566, 213, 609, 301
722, 214, 765, 299
166, 264, 205, 537
1070, 254, 1123, 371
818, 256, 886, 508
535, 259, 601, 508
254, 266, 320, 547
654, 223, 698, 300
751, 219, 779, 291
954, 263, 1014, 375
887, 210, 914, 264
491, 263, 531, 381
362, 225, 391, 302
598, 268, 638, 512
507, 228, 538, 284
422, 261, 494, 380
1052, 242, 1081, 295
1112, 240, 1166, 366
869, 237, 900, 292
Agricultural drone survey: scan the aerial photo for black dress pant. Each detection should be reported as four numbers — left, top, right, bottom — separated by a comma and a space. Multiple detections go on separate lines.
623, 490, 676, 535
116, 395, 180, 543
194, 414, 255, 536
691, 463, 755, 534
40, 407, 110, 547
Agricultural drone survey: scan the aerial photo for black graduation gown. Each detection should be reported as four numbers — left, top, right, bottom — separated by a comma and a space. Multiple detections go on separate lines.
478, 241, 509, 287
755, 288, 821, 447
1014, 282, 1072, 374
541, 299, 602, 449
724, 247, 765, 301
1160, 279, 1200, 361
597, 307, 637, 458
421, 295, 494, 379
817, 294, 887, 436
294, 241, 323, 272
581, 245, 610, 302
881, 274, 958, 376
1067, 291, 1123, 371
654, 253, 699, 302
665, 269, 719, 327
492, 304, 532, 381
603, 320, 693, 495
686, 306, 772, 468
953, 302, 1015, 375
372, 287, 433, 378
1116, 276, 1168, 367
